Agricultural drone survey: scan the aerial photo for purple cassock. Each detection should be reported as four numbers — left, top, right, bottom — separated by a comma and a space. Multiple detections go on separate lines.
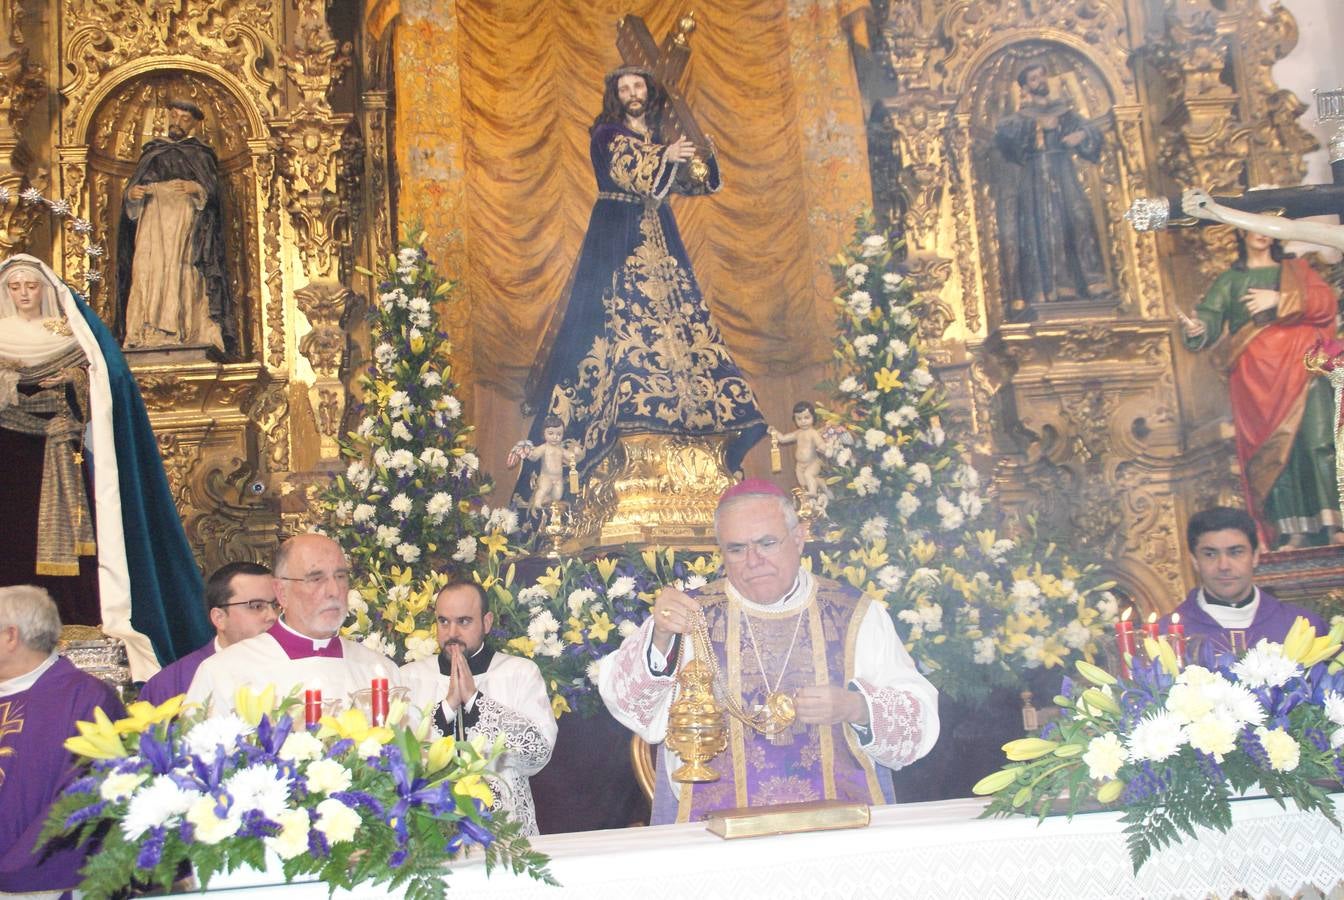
137, 640, 216, 706
1160, 587, 1325, 663
0, 656, 125, 893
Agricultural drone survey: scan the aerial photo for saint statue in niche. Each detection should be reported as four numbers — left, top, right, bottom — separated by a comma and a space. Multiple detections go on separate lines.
993, 63, 1110, 321
116, 99, 235, 356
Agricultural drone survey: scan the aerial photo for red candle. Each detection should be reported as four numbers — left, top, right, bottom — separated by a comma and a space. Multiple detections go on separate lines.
304, 688, 323, 727
1167, 612, 1186, 667
371, 676, 389, 725
1142, 612, 1160, 642
1115, 608, 1135, 679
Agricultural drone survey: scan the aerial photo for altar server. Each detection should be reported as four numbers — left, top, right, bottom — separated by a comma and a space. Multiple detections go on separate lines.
0, 585, 125, 894
402, 580, 556, 835
599, 479, 939, 824
188, 534, 396, 714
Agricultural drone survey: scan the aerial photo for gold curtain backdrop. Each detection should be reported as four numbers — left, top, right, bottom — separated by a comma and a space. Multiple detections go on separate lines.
390, 0, 872, 480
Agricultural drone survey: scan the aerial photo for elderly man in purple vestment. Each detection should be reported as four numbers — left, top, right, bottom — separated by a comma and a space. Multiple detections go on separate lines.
187, 534, 397, 715
0, 585, 125, 894
599, 480, 939, 824
1160, 506, 1325, 660
138, 561, 277, 705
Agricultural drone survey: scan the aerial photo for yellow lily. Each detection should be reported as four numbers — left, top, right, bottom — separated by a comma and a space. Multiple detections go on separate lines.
1096, 779, 1125, 804
116, 695, 187, 734
506, 636, 537, 658
64, 707, 129, 760
454, 773, 495, 807
481, 532, 509, 558
550, 694, 571, 718
1075, 659, 1116, 687
971, 766, 1022, 795
874, 368, 902, 393
1142, 637, 1180, 677
595, 557, 618, 582
234, 684, 277, 726
317, 708, 394, 746
588, 611, 614, 644
910, 540, 937, 565
1300, 619, 1344, 667
426, 736, 458, 773
1078, 687, 1120, 717
640, 549, 659, 573
1002, 737, 1058, 761
563, 616, 585, 646
1282, 616, 1315, 663
686, 555, 719, 577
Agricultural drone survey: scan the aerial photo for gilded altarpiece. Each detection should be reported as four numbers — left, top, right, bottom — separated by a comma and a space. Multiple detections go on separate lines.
868, 0, 1320, 612
0, 0, 393, 573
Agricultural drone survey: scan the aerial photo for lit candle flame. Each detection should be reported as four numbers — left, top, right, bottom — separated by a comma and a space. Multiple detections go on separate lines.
1171, 612, 1180, 625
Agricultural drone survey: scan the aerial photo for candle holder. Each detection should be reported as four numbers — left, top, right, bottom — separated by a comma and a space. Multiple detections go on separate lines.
349, 685, 410, 724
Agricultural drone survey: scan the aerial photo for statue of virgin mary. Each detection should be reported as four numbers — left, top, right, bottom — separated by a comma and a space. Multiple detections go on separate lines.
0, 255, 211, 679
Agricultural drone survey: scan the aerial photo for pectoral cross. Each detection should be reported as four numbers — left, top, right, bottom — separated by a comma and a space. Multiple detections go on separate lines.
616, 12, 711, 158
0, 701, 25, 787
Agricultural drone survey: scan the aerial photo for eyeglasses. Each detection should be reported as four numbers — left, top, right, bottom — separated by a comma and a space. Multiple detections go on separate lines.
220, 599, 281, 613
721, 536, 785, 562
276, 571, 352, 587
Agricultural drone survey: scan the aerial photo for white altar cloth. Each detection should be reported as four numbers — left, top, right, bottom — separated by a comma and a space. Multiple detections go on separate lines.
192, 795, 1344, 899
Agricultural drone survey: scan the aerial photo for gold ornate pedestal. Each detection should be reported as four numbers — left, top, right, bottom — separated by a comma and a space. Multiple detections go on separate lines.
562, 433, 734, 553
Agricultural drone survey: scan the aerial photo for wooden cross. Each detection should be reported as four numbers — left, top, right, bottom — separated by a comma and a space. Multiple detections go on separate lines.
615, 12, 709, 151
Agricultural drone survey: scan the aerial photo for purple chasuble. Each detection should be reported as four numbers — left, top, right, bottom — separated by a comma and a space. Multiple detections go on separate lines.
0, 656, 125, 892
651, 577, 892, 824
138, 640, 215, 706
267, 620, 343, 659
1161, 588, 1325, 662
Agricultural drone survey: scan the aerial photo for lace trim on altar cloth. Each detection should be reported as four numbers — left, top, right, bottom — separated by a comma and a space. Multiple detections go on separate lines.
851, 677, 924, 769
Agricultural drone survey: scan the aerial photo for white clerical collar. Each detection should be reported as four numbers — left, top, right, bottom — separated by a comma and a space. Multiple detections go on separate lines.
1197, 586, 1261, 630
277, 616, 335, 651
725, 569, 813, 613
0, 651, 59, 697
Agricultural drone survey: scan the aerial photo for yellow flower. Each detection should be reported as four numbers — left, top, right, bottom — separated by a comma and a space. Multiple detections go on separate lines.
971, 766, 1022, 795
394, 614, 417, 635
686, 555, 719, 577
910, 540, 937, 565
1096, 779, 1125, 803
641, 549, 659, 573
1075, 659, 1116, 687
551, 694, 571, 718
537, 566, 563, 592
506, 636, 537, 657
1002, 737, 1058, 761
975, 530, 998, 555
234, 684, 277, 726
116, 695, 186, 734
874, 367, 902, 392
588, 611, 614, 644
454, 773, 495, 807
563, 616, 585, 646
482, 531, 509, 558
595, 558, 618, 582
426, 736, 458, 773
317, 708, 394, 747
65, 707, 129, 759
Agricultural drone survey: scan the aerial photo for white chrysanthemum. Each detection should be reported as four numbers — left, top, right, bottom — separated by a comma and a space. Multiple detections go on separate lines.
936, 495, 964, 530
374, 342, 395, 366
833, 446, 854, 466
361, 632, 394, 658
375, 524, 400, 548
876, 565, 905, 591
346, 461, 372, 492
861, 234, 887, 257
224, 763, 292, 819
267, 808, 312, 860
891, 307, 913, 327
960, 491, 983, 518
1232, 639, 1303, 689
567, 588, 598, 615
860, 516, 889, 543
886, 337, 909, 359
352, 503, 376, 525
442, 396, 462, 419
1020, 635, 1047, 668
397, 247, 420, 267
882, 271, 904, 291
426, 492, 453, 522
408, 296, 431, 314
838, 375, 861, 394
972, 636, 996, 664
279, 730, 325, 763
863, 390, 879, 402
1082, 733, 1125, 780
452, 536, 477, 562
391, 421, 413, 441
404, 632, 439, 662
845, 262, 869, 283
956, 464, 980, 489
586, 659, 603, 685
988, 539, 1016, 564
373, 447, 392, 468
100, 771, 149, 802
617, 619, 640, 638
1324, 691, 1344, 727
528, 610, 559, 641
487, 507, 519, 533
1186, 715, 1238, 762
1062, 619, 1092, 650
518, 585, 550, 608
388, 448, 416, 476
356, 416, 376, 437
378, 291, 402, 311
896, 492, 920, 519
537, 636, 564, 658
184, 714, 253, 761
396, 542, 421, 563
909, 367, 934, 389
925, 424, 946, 446
852, 466, 880, 496
1125, 710, 1186, 762
918, 603, 943, 632
304, 758, 353, 794
186, 796, 243, 844
864, 428, 889, 451
908, 567, 940, 591
879, 446, 906, 471
452, 452, 479, 476
886, 405, 918, 428
386, 584, 411, 604
419, 369, 443, 388
388, 390, 411, 415
896, 608, 920, 627
1256, 726, 1301, 772
609, 576, 637, 599
908, 462, 932, 486
389, 493, 413, 515
853, 334, 879, 357
314, 797, 361, 843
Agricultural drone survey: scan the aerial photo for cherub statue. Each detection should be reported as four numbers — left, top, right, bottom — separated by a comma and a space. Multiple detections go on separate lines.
506, 415, 581, 512
769, 401, 835, 509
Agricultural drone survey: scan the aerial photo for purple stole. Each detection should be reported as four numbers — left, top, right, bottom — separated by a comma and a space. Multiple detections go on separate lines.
659, 577, 886, 824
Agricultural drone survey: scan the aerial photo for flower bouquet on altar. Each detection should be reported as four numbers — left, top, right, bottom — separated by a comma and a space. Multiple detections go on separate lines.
973, 617, 1344, 871
40, 688, 554, 899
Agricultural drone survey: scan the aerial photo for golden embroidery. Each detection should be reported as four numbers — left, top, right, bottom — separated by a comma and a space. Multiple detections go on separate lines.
607, 133, 669, 199
756, 775, 820, 806
0, 700, 25, 788
42, 317, 73, 336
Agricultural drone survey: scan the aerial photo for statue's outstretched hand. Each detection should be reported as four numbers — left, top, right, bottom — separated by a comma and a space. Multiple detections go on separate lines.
1182, 188, 1217, 221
